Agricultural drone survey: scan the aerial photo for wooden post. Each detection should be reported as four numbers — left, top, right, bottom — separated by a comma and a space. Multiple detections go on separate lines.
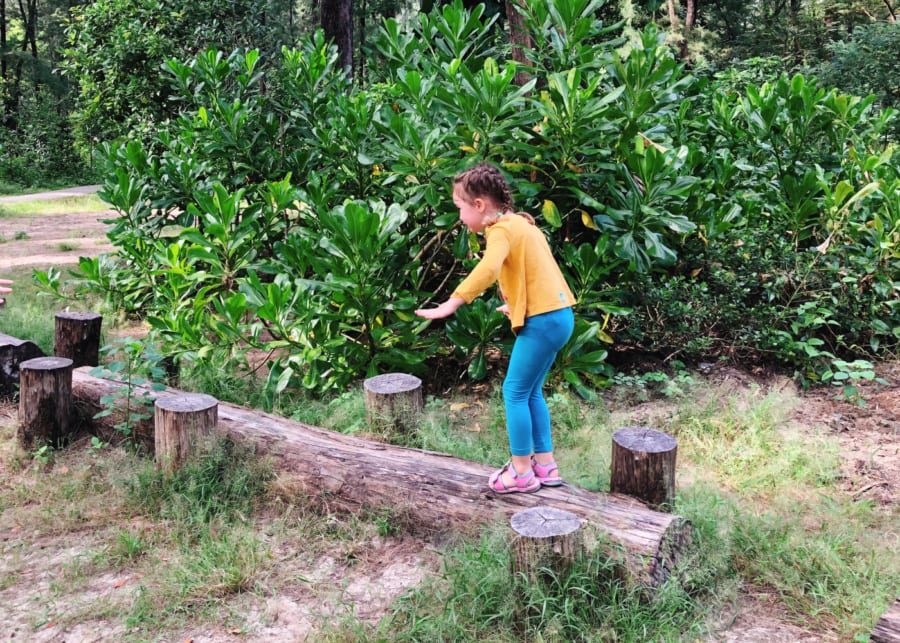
54, 311, 102, 367
17, 356, 74, 449
872, 597, 900, 642
0, 332, 46, 398
510, 506, 583, 584
610, 426, 678, 510
363, 373, 423, 435
154, 393, 218, 474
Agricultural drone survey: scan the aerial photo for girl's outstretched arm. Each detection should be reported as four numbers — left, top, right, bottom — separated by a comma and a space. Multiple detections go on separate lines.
415, 296, 465, 320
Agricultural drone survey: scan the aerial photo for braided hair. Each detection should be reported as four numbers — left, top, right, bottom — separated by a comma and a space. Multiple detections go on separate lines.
453, 162, 535, 225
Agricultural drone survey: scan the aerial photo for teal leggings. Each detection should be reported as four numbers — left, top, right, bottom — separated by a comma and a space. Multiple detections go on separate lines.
503, 307, 574, 456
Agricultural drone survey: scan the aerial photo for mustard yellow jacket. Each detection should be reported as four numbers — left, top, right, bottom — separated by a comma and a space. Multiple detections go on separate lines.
451, 214, 576, 331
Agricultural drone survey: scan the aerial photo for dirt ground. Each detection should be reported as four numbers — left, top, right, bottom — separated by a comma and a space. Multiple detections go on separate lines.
0, 188, 113, 271
0, 194, 897, 642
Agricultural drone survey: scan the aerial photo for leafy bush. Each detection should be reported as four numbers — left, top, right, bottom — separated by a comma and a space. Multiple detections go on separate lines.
46, 0, 900, 397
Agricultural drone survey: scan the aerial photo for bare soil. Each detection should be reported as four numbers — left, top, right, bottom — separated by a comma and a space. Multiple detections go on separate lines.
1, 194, 897, 642
0, 207, 114, 272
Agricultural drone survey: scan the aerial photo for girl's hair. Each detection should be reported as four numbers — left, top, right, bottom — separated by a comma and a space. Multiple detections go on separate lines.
454, 162, 535, 224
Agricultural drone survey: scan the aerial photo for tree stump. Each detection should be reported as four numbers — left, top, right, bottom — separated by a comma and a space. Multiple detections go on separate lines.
154, 393, 219, 474
17, 356, 74, 450
872, 597, 900, 642
610, 426, 678, 510
54, 311, 102, 368
510, 506, 583, 584
0, 332, 46, 398
363, 373, 423, 434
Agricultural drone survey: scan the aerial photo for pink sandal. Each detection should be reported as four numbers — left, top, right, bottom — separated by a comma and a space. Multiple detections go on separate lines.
488, 461, 541, 494
531, 458, 562, 487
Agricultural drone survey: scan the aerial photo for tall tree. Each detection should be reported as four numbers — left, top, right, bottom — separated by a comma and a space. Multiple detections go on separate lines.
321, 0, 353, 74
666, 0, 696, 63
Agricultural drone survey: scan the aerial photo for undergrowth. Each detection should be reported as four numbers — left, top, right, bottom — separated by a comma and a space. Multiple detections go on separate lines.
1, 365, 897, 639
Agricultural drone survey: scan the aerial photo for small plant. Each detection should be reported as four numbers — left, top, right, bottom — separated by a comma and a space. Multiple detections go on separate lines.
32, 444, 54, 465
57, 242, 78, 252
14, 231, 28, 240
90, 337, 168, 441
88, 436, 109, 453
822, 358, 889, 407
105, 529, 148, 564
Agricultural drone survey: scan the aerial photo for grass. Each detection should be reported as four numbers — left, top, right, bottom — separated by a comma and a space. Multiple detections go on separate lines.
0, 265, 62, 353
0, 194, 108, 219
286, 379, 898, 640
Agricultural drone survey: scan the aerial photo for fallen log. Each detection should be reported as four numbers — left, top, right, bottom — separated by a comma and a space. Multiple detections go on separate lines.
872, 597, 900, 643
0, 332, 46, 398
70, 367, 692, 590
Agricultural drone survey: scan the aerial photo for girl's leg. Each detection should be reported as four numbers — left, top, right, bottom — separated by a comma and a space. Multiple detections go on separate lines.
524, 308, 574, 456
500, 308, 574, 482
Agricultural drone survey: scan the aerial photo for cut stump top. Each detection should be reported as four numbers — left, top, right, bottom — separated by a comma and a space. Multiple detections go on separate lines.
155, 393, 219, 413
511, 506, 582, 538
21, 356, 74, 371
363, 373, 422, 394
613, 426, 677, 453
55, 311, 102, 322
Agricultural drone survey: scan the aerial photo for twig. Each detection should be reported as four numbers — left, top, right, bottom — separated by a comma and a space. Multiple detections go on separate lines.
852, 481, 888, 499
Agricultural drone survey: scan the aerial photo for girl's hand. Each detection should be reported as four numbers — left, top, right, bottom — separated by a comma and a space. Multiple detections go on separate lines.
415, 297, 465, 320
496, 303, 510, 318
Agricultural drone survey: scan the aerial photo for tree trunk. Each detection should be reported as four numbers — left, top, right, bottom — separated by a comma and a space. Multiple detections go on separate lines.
70, 368, 693, 591
0, 332, 45, 398
321, 0, 353, 75
682, 0, 696, 63
363, 373, 423, 435
154, 393, 218, 475
1, 0, 7, 97
510, 506, 583, 584
610, 427, 678, 510
18, 356, 74, 449
505, 0, 533, 87
54, 311, 102, 368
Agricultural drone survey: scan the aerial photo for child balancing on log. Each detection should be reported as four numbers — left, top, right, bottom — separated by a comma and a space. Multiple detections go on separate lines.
415, 162, 576, 493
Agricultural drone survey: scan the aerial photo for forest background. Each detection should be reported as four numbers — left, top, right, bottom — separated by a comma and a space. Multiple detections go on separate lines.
0, 0, 896, 409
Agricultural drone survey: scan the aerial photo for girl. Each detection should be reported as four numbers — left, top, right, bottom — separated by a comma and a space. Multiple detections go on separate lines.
415, 163, 576, 493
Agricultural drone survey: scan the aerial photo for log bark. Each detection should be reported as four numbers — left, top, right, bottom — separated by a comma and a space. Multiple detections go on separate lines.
154, 394, 218, 475
872, 597, 900, 642
54, 312, 102, 367
511, 506, 583, 584
363, 373, 423, 435
0, 332, 45, 398
70, 368, 692, 590
18, 356, 74, 449
610, 427, 678, 510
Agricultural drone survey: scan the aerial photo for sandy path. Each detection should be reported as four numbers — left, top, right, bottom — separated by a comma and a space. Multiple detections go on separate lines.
0, 188, 113, 271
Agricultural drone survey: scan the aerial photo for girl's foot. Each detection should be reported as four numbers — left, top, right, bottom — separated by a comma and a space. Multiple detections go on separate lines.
488, 461, 540, 494
531, 457, 562, 486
